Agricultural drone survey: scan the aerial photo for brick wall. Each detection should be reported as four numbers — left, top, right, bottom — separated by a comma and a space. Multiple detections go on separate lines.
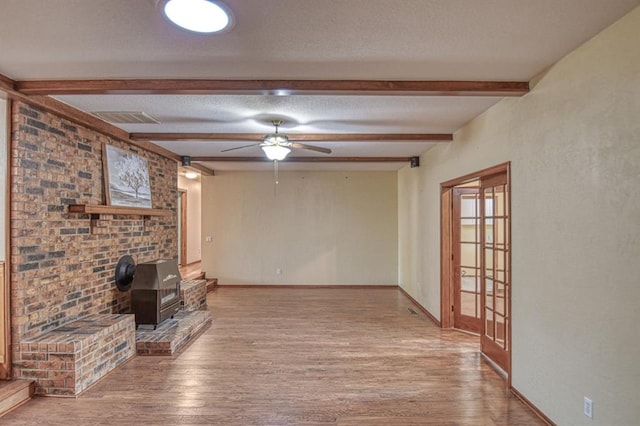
9, 101, 177, 354
180, 279, 207, 311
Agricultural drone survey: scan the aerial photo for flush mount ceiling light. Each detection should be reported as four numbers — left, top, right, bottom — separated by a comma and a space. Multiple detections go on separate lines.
161, 0, 233, 34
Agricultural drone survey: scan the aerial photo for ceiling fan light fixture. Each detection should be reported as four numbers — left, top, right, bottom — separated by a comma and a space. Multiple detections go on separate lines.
263, 133, 289, 145
162, 0, 233, 34
261, 144, 291, 161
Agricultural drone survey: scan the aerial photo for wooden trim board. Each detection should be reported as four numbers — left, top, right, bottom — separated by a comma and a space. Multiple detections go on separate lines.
189, 156, 411, 163
0, 262, 6, 369
440, 162, 511, 188
68, 204, 172, 216
440, 187, 454, 329
131, 132, 453, 142
398, 286, 441, 326
0, 380, 34, 416
179, 191, 187, 266
1, 99, 12, 379
511, 387, 556, 426
16, 79, 530, 96
216, 284, 399, 289
0, 72, 181, 164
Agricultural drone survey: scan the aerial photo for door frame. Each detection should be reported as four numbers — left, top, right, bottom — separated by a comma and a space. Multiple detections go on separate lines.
1, 98, 12, 378
440, 162, 511, 383
178, 189, 187, 266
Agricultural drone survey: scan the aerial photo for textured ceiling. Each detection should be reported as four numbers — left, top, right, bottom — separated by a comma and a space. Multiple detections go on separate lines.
1, 0, 638, 171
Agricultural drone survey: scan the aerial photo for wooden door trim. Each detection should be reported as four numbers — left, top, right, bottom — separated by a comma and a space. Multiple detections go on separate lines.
179, 190, 187, 266
1, 99, 12, 378
506, 164, 512, 388
0, 261, 6, 378
440, 162, 511, 385
452, 188, 462, 329
441, 162, 510, 188
440, 188, 454, 328
440, 162, 510, 329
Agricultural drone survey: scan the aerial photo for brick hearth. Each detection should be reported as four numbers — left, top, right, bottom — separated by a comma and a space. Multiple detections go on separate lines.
136, 310, 212, 356
180, 279, 207, 311
14, 314, 135, 396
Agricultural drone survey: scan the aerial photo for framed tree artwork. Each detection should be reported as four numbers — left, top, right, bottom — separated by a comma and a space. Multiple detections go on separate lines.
103, 144, 152, 208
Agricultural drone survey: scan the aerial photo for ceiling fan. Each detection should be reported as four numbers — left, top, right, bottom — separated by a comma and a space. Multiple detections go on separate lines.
221, 120, 332, 160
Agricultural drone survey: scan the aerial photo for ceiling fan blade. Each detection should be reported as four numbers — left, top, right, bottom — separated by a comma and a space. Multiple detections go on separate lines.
221, 143, 259, 153
291, 142, 332, 154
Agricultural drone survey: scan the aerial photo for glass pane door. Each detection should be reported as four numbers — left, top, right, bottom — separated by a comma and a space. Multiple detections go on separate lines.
453, 187, 482, 333
480, 173, 510, 373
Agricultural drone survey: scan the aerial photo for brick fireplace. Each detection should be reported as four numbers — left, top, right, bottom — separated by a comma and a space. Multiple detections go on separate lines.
9, 101, 178, 394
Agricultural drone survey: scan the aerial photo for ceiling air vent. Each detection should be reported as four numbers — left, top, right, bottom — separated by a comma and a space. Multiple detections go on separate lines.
92, 111, 160, 124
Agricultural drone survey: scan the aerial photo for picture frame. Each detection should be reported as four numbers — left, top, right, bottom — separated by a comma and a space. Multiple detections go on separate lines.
102, 144, 152, 208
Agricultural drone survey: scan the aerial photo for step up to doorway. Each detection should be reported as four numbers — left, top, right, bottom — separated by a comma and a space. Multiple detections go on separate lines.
0, 380, 35, 417
206, 278, 218, 293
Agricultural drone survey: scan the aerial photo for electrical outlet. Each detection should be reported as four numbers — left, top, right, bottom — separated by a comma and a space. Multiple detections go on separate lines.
205, 236, 212, 243
584, 396, 593, 419
276, 268, 282, 275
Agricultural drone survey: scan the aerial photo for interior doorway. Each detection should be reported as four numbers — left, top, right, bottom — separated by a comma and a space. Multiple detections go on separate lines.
441, 162, 511, 378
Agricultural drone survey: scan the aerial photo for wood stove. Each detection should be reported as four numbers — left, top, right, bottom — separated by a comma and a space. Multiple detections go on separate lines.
130, 259, 182, 327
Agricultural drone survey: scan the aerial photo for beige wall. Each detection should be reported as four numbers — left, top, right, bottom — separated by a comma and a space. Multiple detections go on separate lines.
178, 175, 202, 264
0, 98, 6, 261
398, 7, 640, 425
202, 171, 398, 285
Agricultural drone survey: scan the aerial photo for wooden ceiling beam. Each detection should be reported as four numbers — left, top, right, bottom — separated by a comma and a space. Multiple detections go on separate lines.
16, 79, 529, 97
0, 73, 15, 92
185, 163, 215, 176
0, 72, 181, 163
131, 132, 453, 142
191, 156, 412, 163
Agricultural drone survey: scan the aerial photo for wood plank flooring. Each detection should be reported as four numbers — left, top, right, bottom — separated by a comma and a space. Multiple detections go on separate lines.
0, 380, 34, 418
1, 288, 544, 425
179, 261, 204, 281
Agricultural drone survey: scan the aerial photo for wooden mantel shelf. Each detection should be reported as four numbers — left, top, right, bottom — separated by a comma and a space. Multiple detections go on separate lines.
68, 204, 172, 217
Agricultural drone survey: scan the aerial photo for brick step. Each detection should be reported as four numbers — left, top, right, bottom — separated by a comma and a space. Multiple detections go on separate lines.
0, 380, 35, 417
15, 314, 136, 396
180, 279, 207, 311
136, 310, 212, 356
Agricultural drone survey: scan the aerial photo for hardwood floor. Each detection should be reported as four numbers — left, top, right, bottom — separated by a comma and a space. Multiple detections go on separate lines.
1, 288, 544, 425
